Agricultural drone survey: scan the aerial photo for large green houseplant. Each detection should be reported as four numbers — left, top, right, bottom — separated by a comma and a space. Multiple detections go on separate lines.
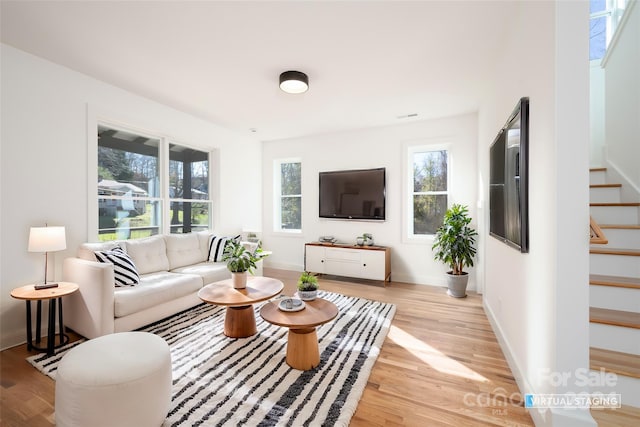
222, 239, 269, 289
432, 204, 478, 297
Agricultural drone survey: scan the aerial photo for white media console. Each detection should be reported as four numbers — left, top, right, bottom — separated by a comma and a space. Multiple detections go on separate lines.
304, 242, 391, 283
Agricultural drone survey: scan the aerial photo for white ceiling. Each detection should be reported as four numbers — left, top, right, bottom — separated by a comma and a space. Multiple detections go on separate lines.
1, 1, 517, 141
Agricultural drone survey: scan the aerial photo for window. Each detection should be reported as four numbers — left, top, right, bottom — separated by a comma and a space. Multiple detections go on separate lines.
275, 160, 302, 232
590, 0, 608, 61
97, 124, 212, 241
169, 144, 211, 234
408, 147, 449, 236
590, 0, 629, 61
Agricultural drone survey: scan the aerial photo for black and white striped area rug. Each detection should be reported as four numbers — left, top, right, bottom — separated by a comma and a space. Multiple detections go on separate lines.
28, 291, 396, 426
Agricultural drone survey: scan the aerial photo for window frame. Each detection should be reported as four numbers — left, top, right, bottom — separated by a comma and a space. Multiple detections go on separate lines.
590, 0, 629, 63
404, 143, 451, 242
90, 118, 214, 241
167, 143, 213, 234
273, 158, 302, 234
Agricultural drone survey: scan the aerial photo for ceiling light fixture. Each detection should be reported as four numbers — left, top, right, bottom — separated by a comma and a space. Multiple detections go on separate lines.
279, 71, 309, 94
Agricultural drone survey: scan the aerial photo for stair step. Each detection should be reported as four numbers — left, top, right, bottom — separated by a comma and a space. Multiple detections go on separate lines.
590, 284, 640, 313
590, 202, 640, 207
590, 205, 639, 225
591, 347, 640, 379
591, 323, 640, 355
589, 168, 607, 185
590, 247, 640, 256
595, 228, 640, 249
590, 253, 640, 276
601, 224, 640, 229
590, 186, 622, 203
590, 274, 640, 290
591, 405, 640, 427
590, 307, 640, 329
590, 184, 622, 188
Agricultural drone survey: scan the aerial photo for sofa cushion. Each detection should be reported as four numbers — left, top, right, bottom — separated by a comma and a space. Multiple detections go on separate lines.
171, 262, 230, 285
113, 271, 202, 318
123, 235, 170, 275
165, 234, 206, 270
94, 247, 140, 287
196, 231, 214, 260
77, 241, 122, 261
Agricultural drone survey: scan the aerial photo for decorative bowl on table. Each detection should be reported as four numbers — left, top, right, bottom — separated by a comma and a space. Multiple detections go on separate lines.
278, 298, 305, 312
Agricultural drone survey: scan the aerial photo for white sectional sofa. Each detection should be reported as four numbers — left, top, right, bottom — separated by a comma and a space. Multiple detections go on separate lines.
62, 232, 252, 339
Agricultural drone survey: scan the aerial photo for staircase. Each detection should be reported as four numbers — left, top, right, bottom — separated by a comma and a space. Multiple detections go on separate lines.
589, 168, 640, 409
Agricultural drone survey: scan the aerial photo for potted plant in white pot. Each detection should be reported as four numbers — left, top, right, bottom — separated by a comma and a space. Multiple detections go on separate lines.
432, 204, 478, 298
222, 239, 269, 289
297, 271, 319, 301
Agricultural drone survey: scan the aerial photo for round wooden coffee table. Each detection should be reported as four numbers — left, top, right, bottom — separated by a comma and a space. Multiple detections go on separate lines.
198, 276, 283, 338
260, 297, 338, 370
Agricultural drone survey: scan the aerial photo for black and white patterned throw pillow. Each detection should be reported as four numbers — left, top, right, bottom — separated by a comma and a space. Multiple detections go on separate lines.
94, 246, 140, 287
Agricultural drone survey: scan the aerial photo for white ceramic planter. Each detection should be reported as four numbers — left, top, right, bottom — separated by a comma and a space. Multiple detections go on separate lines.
232, 272, 248, 289
297, 290, 318, 301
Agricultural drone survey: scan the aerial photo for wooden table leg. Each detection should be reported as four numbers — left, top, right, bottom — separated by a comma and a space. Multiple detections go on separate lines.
286, 328, 320, 370
224, 305, 257, 338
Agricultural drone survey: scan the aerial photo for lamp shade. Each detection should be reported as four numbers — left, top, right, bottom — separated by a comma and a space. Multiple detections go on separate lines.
279, 71, 309, 94
28, 226, 67, 253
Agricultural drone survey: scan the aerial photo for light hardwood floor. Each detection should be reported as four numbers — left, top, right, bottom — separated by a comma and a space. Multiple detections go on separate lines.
1, 269, 638, 426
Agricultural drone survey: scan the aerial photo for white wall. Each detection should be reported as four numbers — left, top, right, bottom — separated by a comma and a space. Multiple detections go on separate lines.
0, 45, 262, 349
603, 1, 640, 192
589, 63, 606, 167
261, 113, 478, 289
479, 2, 594, 426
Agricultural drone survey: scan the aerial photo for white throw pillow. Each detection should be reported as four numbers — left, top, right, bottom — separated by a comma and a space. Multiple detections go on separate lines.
94, 247, 140, 287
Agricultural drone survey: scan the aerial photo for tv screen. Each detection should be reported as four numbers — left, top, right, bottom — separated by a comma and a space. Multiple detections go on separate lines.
489, 97, 529, 253
319, 168, 386, 220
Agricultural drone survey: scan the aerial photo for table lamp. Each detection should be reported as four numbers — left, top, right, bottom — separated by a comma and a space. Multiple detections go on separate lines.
28, 225, 66, 285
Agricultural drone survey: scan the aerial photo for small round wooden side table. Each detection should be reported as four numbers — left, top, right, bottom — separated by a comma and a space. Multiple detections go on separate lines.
198, 276, 284, 338
260, 297, 338, 370
10, 282, 79, 355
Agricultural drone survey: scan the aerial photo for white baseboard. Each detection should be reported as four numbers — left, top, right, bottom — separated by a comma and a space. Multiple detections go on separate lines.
0, 330, 27, 352
483, 301, 597, 426
264, 261, 304, 272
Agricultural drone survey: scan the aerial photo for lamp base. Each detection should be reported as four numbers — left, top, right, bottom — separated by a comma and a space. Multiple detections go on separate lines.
34, 282, 59, 290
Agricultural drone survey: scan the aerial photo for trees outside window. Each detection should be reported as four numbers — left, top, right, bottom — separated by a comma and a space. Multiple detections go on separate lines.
169, 144, 210, 234
97, 124, 211, 240
275, 160, 302, 232
410, 148, 449, 236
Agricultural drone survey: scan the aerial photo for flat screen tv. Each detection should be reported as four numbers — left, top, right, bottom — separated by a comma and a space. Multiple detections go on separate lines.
489, 97, 529, 253
319, 168, 386, 220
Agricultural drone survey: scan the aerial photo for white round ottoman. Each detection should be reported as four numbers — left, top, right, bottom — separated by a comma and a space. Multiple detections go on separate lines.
55, 331, 172, 427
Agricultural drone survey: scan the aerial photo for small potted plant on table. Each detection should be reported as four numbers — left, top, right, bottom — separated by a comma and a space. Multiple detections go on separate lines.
432, 204, 478, 298
222, 239, 269, 289
297, 271, 319, 301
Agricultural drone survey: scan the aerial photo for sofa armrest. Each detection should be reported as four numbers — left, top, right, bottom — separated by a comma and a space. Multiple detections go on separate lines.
62, 257, 116, 339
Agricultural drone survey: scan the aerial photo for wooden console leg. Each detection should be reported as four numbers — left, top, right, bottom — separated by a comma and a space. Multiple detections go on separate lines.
286, 328, 320, 370
224, 305, 257, 338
